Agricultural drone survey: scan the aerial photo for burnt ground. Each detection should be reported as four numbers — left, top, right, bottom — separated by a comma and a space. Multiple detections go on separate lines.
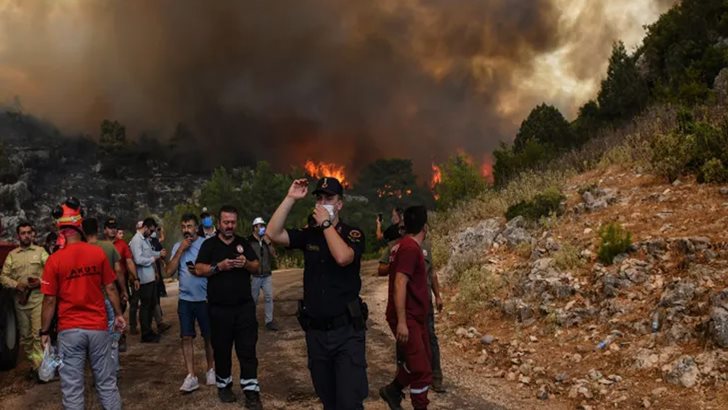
0, 261, 563, 409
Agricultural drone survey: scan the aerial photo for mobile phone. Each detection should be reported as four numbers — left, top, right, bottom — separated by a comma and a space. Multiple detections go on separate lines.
185, 261, 194, 268
377, 213, 383, 222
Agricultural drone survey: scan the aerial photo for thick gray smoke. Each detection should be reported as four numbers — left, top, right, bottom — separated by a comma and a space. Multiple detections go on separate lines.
0, 0, 676, 177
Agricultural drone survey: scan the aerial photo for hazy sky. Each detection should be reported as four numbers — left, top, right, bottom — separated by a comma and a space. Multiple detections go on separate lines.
0, 0, 677, 175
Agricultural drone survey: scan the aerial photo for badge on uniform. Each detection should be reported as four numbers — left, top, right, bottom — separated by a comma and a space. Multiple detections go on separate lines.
347, 229, 362, 243
236, 244, 245, 254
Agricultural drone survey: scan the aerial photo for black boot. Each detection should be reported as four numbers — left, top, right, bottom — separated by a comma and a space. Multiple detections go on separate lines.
217, 385, 236, 403
379, 382, 403, 410
432, 369, 446, 393
244, 390, 263, 410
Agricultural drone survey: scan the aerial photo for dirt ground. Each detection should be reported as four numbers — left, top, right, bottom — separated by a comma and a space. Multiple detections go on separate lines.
0, 261, 566, 409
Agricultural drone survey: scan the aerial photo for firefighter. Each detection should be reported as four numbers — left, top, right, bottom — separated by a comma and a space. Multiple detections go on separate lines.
0, 221, 48, 378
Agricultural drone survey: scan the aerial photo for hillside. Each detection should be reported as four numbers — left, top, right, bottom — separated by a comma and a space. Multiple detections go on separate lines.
433, 142, 728, 408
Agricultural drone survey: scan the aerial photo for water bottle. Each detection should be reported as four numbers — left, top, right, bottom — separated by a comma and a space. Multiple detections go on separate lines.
651, 310, 661, 333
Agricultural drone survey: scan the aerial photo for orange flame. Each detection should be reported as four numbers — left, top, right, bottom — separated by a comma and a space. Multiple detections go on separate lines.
431, 164, 442, 189
304, 160, 348, 187
481, 154, 494, 184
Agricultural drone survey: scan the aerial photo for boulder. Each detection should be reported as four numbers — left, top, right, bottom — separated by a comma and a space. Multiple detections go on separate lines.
665, 356, 699, 388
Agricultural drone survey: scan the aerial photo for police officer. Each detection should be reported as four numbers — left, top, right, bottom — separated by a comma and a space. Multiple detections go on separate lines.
268, 177, 368, 410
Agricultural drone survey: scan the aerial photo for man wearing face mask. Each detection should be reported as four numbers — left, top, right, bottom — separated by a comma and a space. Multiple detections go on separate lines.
268, 177, 368, 410
249, 217, 279, 331
198, 210, 217, 239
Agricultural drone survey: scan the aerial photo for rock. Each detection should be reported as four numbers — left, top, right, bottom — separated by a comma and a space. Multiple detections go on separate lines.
642, 398, 651, 408
455, 327, 468, 337
642, 239, 668, 256
480, 335, 495, 345
709, 288, 728, 347
445, 218, 503, 276
506, 372, 517, 381
713, 67, 728, 104
555, 372, 569, 383
665, 355, 699, 388
660, 282, 696, 308
518, 374, 531, 384
582, 188, 618, 211
577, 386, 593, 399
537, 385, 549, 400
651, 387, 668, 398
719, 187, 728, 196
588, 369, 603, 381
634, 349, 660, 370
496, 216, 533, 247
619, 258, 652, 284
583, 228, 593, 235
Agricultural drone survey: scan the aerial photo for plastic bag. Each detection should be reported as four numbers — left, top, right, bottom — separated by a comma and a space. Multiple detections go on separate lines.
38, 344, 62, 382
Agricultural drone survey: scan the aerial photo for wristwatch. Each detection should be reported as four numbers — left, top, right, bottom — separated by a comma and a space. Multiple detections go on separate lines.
322, 219, 333, 229
210, 264, 219, 274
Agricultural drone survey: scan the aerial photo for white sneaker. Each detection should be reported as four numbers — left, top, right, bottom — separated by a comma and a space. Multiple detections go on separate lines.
206, 369, 216, 386
180, 374, 199, 392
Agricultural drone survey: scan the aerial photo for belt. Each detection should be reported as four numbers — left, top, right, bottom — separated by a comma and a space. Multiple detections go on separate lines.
307, 313, 351, 331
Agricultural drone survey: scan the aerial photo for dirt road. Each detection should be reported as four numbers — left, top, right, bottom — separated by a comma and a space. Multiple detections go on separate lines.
0, 262, 561, 409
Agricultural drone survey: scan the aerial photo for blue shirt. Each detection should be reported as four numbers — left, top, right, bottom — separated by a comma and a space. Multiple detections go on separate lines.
172, 237, 207, 302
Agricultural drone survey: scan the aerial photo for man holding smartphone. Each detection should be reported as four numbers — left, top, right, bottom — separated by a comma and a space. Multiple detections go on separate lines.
194, 206, 262, 409
166, 213, 215, 393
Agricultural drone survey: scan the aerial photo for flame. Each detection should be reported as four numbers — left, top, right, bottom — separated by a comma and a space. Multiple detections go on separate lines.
304, 160, 348, 186
481, 154, 494, 185
431, 164, 442, 189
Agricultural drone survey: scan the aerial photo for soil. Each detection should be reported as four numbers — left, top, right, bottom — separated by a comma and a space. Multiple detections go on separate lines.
0, 261, 564, 409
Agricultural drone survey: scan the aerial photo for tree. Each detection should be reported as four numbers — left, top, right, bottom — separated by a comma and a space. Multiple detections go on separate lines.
99, 119, 126, 148
513, 104, 575, 151
573, 100, 601, 141
435, 155, 486, 210
492, 139, 553, 187
597, 42, 648, 121
354, 158, 433, 211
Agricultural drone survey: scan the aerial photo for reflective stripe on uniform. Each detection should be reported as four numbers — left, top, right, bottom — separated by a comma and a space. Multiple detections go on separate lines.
241, 378, 260, 391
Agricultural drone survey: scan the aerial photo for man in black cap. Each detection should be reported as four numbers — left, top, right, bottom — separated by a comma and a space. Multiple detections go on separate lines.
268, 176, 368, 410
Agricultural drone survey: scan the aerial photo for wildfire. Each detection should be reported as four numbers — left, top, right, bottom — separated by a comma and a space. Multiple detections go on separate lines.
431, 164, 442, 189
481, 154, 494, 184
304, 160, 348, 187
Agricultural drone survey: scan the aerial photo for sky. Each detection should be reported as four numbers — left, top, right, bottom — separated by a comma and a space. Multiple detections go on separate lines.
0, 0, 678, 176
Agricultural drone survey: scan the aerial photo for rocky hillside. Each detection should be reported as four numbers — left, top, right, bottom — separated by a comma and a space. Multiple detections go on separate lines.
0, 114, 206, 240
434, 166, 728, 409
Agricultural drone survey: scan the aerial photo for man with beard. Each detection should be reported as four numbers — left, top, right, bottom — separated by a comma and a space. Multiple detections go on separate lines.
194, 206, 262, 408
129, 217, 167, 343
166, 213, 215, 392
267, 177, 368, 410
0, 221, 48, 379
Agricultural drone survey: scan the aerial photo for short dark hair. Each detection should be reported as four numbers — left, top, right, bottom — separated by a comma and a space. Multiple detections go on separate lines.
142, 217, 158, 228
218, 205, 238, 220
82, 218, 99, 236
181, 213, 198, 225
394, 207, 404, 216
16, 221, 32, 234
403, 206, 428, 234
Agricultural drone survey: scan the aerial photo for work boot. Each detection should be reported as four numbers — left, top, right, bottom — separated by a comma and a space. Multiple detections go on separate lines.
244, 390, 263, 410
157, 322, 172, 333
265, 321, 279, 332
379, 382, 403, 410
432, 370, 446, 393
217, 386, 236, 403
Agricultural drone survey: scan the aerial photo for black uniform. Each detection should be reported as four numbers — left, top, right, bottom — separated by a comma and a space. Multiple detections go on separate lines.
287, 222, 368, 410
196, 234, 260, 393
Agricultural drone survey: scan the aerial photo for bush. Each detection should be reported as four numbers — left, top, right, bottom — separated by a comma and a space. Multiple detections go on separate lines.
505, 188, 565, 221
597, 222, 632, 265
701, 158, 728, 183
553, 243, 585, 271
435, 154, 487, 210
455, 265, 502, 315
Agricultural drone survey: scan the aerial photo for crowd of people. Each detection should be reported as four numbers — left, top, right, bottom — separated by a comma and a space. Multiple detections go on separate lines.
0, 176, 445, 410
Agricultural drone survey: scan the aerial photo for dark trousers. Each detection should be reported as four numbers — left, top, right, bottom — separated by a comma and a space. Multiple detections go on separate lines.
128, 285, 140, 330
392, 320, 432, 410
428, 312, 442, 380
139, 282, 157, 338
209, 302, 259, 392
305, 325, 368, 410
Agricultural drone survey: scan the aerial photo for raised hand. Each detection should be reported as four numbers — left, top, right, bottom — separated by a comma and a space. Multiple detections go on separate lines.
287, 179, 309, 200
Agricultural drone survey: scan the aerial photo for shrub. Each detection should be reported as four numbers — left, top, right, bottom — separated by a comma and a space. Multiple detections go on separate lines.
455, 265, 503, 315
597, 222, 632, 265
701, 158, 728, 183
435, 154, 487, 210
553, 243, 585, 271
505, 188, 565, 221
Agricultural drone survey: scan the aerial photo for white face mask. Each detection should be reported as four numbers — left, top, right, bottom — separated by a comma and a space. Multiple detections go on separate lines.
322, 204, 335, 218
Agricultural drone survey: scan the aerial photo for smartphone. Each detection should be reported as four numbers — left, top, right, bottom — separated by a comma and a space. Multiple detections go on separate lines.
377, 213, 383, 222
185, 261, 194, 269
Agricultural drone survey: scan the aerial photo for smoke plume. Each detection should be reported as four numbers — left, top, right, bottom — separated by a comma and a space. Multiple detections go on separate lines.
0, 0, 676, 177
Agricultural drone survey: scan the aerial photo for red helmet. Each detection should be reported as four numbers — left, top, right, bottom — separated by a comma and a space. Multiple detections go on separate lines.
52, 197, 84, 229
